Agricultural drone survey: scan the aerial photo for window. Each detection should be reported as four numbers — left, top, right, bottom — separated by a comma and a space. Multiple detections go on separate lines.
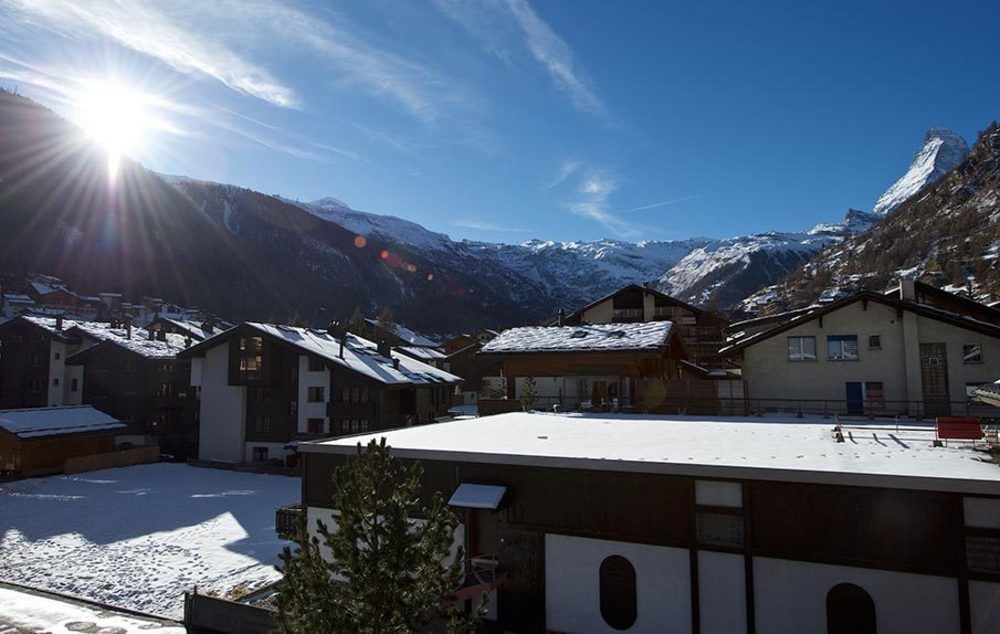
787, 336, 817, 361
340, 386, 368, 403
290, 400, 298, 417
239, 336, 263, 378
308, 356, 324, 372
307, 386, 325, 402
967, 382, 989, 403
696, 511, 745, 548
53, 351, 61, 360
599, 555, 637, 630
252, 446, 269, 462
27, 378, 43, 393
52, 377, 59, 386
158, 361, 174, 372
966, 534, 1000, 574
827, 335, 859, 361
342, 419, 370, 434
30, 352, 45, 368
254, 416, 272, 433
70, 378, 78, 393
826, 583, 876, 634
963, 344, 983, 364
864, 382, 885, 410
307, 418, 325, 434
867, 335, 881, 349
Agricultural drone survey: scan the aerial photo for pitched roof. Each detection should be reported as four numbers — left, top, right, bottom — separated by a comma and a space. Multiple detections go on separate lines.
68, 322, 189, 359
481, 321, 673, 354
0, 406, 124, 439
363, 318, 440, 347
182, 323, 460, 386
562, 283, 726, 325
394, 345, 447, 361
720, 291, 1000, 355
150, 317, 226, 341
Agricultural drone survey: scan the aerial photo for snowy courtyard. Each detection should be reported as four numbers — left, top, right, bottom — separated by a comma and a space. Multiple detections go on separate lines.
0, 463, 299, 619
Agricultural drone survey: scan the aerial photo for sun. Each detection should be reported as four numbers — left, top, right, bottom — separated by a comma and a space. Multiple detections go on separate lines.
75, 80, 155, 179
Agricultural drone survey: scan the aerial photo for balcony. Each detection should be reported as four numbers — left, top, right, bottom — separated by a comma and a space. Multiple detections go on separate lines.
612, 308, 643, 321
275, 503, 303, 540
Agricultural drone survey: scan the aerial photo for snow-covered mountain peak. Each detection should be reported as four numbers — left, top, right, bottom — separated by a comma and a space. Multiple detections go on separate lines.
873, 127, 969, 215
297, 198, 454, 252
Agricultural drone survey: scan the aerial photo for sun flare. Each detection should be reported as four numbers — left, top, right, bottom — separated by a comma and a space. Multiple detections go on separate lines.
75, 80, 155, 179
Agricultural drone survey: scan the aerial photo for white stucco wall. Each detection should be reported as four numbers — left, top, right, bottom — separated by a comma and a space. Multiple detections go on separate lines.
65, 364, 84, 406
297, 355, 330, 434
190, 357, 203, 387
47, 341, 67, 406
753, 557, 961, 634
244, 441, 292, 463
740, 300, 1000, 411
545, 533, 692, 634
698, 550, 746, 634
198, 343, 246, 463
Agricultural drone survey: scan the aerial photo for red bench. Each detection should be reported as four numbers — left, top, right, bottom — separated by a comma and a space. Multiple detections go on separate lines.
936, 417, 983, 442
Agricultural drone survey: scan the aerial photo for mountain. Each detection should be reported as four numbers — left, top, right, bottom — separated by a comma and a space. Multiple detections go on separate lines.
762, 123, 1000, 308
872, 127, 969, 215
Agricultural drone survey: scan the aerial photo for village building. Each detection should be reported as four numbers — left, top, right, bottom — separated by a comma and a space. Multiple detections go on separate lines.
561, 284, 729, 368
179, 322, 461, 465
442, 340, 504, 406
478, 321, 694, 412
65, 322, 197, 456
393, 345, 447, 367
443, 329, 500, 355
146, 315, 227, 342
1, 293, 36, 319
297, 412, 1000, 634
358, 317, 440, 348
0, 316, 88, 409
0, 405, 124, 476
721, 281, 1000, 417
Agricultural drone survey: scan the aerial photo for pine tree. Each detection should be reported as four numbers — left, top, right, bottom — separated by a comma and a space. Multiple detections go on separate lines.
276, 438, 485, 633
520, 376, 538, 411
377, 306, 396, 339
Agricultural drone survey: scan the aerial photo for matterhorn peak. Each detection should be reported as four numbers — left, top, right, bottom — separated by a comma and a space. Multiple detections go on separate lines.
873, 127, 969, 215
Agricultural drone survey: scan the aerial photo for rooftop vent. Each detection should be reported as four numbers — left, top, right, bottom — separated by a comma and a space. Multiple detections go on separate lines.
570, 331, 588, 339
607, 330, 626, 338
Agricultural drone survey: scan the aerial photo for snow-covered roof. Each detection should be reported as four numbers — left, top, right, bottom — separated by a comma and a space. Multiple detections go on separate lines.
481, 322, 673, 354
0, 406, 124, 439
395, 345, 446, 361
364, 318, 440, 347
154, 317, 224, 341
30, 280, 75, 297
71, 323, 191, 358
3, 293, 35, 303
302, 412, 1000, 494
246, 323, 460, 386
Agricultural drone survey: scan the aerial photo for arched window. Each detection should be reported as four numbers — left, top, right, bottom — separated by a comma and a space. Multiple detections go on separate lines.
826, 583, 876, 634
599, 555, 637, 630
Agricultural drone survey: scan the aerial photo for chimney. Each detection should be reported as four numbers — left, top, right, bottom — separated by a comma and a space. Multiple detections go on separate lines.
899, 278, 916, 302
55, 315, 63, 331
126, 322, 132, 339
557, 308, 565, 326
185, 336, 192, 348
377, 338, 391, 358
392, 357, 400, 370
157, 330, 167, 342
202, 320, 215, 335
339, 333, 346, 359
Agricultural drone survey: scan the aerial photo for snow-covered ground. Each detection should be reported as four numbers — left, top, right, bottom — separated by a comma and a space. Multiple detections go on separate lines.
0, 584, 185, 633
0, 463, 298, 619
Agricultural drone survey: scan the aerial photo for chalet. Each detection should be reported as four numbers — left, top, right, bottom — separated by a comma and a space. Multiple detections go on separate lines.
298, 412, 1000, 633
0, 316, 87, 409
0, 406, 124, 476
147, 315, 226, 342
561, 284, 729, 368
443, 329, 499, 355
478, 321, 689, 412
443, 340, 504, 406
179, 322, 461, 465
2, 293, 36, 319
65, 323, 197, 456
394, 345, 447, 367
721, 282, 1000, 417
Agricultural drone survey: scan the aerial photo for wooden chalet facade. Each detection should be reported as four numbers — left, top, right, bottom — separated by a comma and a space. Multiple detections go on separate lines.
0, 406, 124, 476
299, 413, 1000, 634
65, 328, 197, 457
479, 322, 689, 412
0, 316, 85, 410
562, 284, 730, 368
180, 322, 461, 465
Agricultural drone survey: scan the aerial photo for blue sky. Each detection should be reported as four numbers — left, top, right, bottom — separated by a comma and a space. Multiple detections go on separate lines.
1, 0, 998, 244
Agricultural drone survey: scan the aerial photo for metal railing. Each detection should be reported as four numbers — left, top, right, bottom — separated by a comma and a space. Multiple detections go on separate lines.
275, 503, 303, 540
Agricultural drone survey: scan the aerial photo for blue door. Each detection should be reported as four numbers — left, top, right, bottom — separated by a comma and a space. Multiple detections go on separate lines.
846, 382, 864, 415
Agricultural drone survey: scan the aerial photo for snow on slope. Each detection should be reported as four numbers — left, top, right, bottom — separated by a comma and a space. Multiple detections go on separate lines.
873, 128, 969, 215
0, 463, 297, 619
302, 197, 453, 252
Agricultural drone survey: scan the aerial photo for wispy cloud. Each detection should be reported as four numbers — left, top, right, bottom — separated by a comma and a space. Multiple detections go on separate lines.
2, 0, 298, 108
544, 158, 582, 189
452, 219, 533, 233
565, 171, 639, 238
617, 195, 701, 214
435, 0, 606, 116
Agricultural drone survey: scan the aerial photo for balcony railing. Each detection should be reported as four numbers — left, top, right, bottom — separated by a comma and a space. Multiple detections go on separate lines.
612, 308, 643, 321
275, 503, 303, 540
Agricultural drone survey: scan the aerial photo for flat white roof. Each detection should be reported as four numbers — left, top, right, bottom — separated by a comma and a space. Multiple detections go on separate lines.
482, 321, 673, 354
302, 412, 1000, 494
0, 406, 125, 439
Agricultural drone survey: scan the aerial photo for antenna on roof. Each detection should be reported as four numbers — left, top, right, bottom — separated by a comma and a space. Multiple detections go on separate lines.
557, 308, 565, 327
